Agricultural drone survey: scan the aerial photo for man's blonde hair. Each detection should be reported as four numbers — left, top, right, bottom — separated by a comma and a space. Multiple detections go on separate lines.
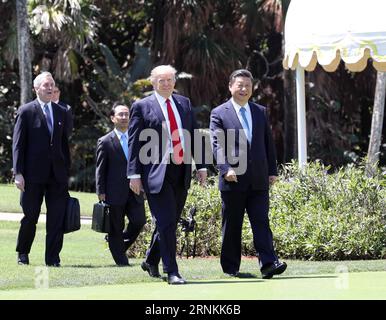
149, 65, 177, 83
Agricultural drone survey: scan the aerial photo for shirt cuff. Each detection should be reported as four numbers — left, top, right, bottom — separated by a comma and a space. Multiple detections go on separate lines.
127, 174, 141, 179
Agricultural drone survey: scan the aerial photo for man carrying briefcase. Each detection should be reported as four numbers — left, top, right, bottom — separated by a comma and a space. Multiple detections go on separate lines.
95, 103, 146, 266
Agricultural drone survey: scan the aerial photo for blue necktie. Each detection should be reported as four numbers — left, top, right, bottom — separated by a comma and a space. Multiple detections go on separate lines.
43, 104, 53, 136
239, 107, 251, 142
121, 134, 129, 160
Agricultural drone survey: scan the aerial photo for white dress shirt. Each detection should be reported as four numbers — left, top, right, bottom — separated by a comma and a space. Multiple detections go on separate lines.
154, 91, 185, 153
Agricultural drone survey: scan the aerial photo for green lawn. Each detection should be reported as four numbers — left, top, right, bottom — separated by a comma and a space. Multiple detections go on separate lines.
2, 271, 386, 300
0, 183, 97, 216
1, 220, 386, 299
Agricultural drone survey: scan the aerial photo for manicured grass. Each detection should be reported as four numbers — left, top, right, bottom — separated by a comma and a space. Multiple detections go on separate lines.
1, 220, 386, 300
1, 271, 386, 300
0, 183, 97, 216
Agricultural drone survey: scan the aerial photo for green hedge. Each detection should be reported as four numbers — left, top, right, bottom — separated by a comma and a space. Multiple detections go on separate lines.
271, 161, 386, 260
128, 161, 386, 260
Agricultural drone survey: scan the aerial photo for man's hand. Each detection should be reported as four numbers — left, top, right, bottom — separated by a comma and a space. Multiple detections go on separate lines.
98, 194, 106, 202
269, 175, 278, 186
224, 169, 238, 182
130, 178, 143, 195
15, 174, 25, 192
196, 170, 207, 186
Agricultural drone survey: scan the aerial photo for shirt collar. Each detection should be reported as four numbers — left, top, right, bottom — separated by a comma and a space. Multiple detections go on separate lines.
37, 97, 52, 109
231, 97, 249, 112
155, 91, 172, 108
114, 128, 128, 140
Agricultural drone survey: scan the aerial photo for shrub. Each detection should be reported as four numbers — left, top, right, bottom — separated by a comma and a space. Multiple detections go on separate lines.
270, 161, 386, 260
128, 161, 386, 261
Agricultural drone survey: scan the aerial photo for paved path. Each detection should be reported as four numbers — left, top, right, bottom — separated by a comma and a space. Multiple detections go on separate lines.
0, 212, 92, 224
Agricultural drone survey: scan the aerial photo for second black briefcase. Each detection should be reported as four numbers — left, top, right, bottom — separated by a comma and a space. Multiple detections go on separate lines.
64, 197, 81, 234
91, 201, 110, 233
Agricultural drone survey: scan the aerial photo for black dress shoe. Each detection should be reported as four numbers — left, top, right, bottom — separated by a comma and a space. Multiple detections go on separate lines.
224, 271, 240, 277
261, 261, 287, 279
116, 260, 130, 267
141, 261, 161, 278
167, 273, 186, 285
17, 253, 29, 265
46, 263, 61, 267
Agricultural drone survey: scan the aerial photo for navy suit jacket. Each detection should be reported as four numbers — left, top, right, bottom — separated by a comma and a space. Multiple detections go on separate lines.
127, 93, 205, 194
12, 99, 70, 184
57, 100, 74, 136
210, 99, 278, 191
96, 130, 143, 206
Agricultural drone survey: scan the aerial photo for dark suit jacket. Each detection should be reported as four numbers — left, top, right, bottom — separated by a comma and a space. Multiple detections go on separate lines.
12, 99, 70, 183
210, 99, 278, 191
127, 93, 205, 194
96, 130, 143, 206
57, 101, 74, 136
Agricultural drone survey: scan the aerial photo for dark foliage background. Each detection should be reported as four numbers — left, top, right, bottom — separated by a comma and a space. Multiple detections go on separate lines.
0, 0, 384, 191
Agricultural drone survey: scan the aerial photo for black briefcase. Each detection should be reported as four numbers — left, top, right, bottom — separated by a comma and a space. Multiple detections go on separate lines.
91, 201, 110, 233
64, 197, 81, 233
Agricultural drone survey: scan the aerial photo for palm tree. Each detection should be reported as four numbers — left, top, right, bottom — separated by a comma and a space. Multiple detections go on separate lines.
366, 71, 386, 175
16, 0, 32, 104
27, 0, 99, 81
149, 0, 245, 109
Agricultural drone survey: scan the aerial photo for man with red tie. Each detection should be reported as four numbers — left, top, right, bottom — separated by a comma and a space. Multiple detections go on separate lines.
127, 65, 207, 285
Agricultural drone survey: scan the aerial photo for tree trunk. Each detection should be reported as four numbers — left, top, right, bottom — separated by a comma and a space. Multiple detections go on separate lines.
16, 0, 32, 104
283, 69, 297, 162
282, 0, 297, 162
366, 71, 386, 176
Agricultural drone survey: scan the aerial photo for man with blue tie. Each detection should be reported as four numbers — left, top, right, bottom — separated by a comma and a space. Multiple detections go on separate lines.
210, 69, 286, 279
12, 72, 71, 267
96, 103, 146, 266
127, 65, 207, 285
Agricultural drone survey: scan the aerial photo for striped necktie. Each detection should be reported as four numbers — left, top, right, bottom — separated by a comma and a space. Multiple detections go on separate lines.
239, 107, 251, 142
43, 104, 53, 136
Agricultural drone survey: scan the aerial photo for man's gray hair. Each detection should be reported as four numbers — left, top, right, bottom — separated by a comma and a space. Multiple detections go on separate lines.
33, 72, 55, 89
149, 65, 177, 83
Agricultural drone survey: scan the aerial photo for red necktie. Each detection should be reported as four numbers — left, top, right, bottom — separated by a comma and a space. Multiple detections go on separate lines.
166, 98, 183, 164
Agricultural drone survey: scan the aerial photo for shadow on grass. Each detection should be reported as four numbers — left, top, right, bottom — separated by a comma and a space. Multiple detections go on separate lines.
62, 264, 133, 269
275, 275, 337, 280
186, 274, 337, 285
187, 279, 263, 284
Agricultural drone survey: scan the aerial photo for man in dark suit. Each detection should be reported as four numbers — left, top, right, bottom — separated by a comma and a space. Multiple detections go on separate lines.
12, 71, 71, 267
96, 103, 146, 266
52, 85, 74, 136
127, 65, 207, 285
210, 69, 286, 279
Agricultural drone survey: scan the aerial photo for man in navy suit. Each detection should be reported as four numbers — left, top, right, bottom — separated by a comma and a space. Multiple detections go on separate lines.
12, 72, 71, 267
52, 85, 74, 137
127, 65, 207, 285
210, 69, 286, 279
96, 103, 146, 266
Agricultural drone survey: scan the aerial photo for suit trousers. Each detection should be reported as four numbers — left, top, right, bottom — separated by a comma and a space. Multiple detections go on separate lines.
145, 162, 187, 274
16, 178, 68, 265
108, 195, 146, 265
220, 188, 277, 273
